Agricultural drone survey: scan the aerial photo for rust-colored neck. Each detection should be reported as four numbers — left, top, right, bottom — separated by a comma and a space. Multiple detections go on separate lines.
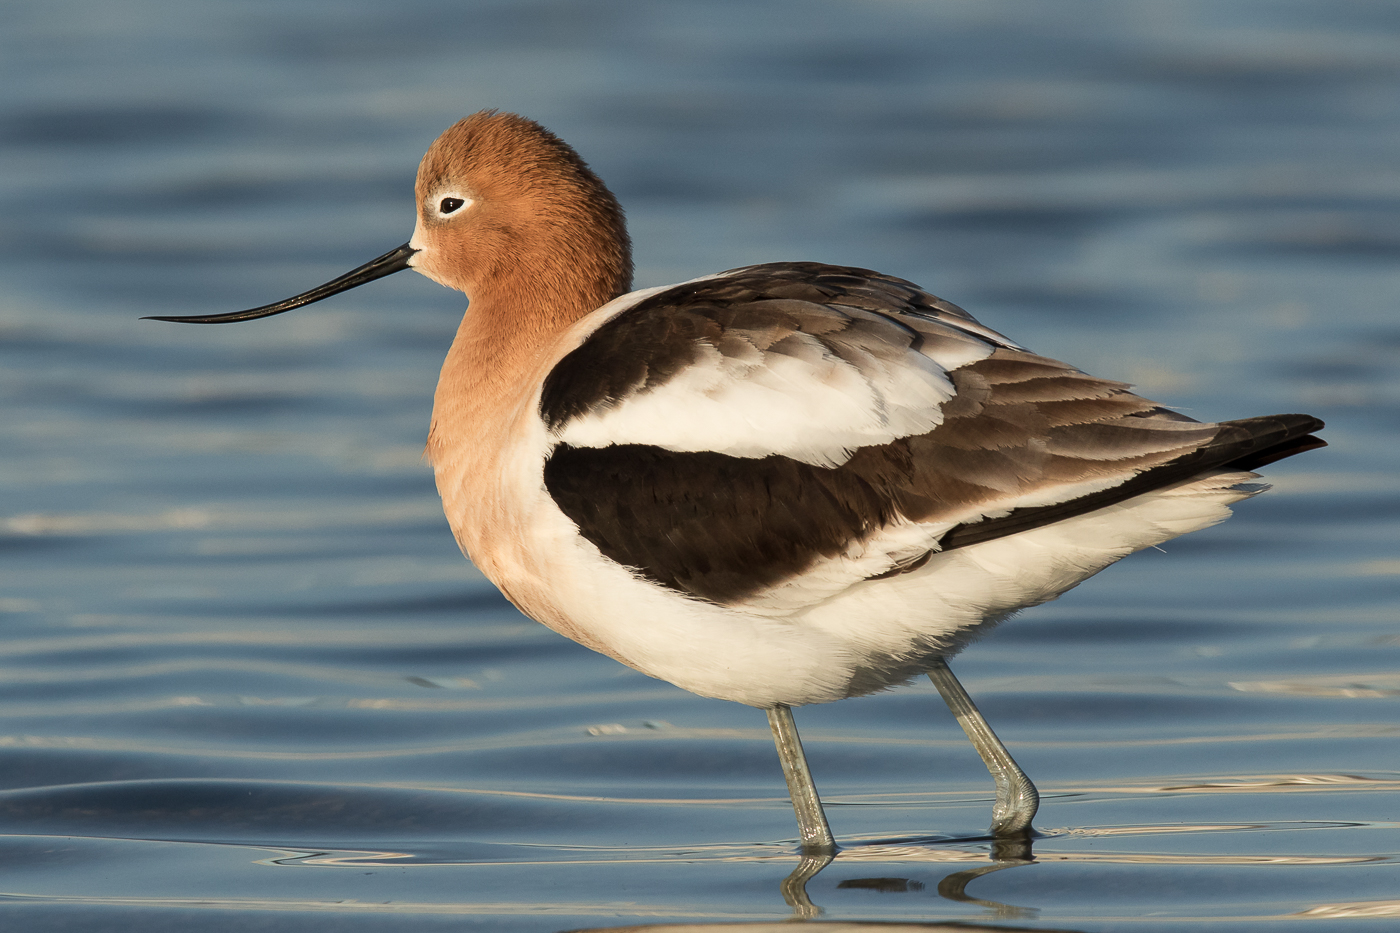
414, 109, 634, 470
426, 231, 630, 470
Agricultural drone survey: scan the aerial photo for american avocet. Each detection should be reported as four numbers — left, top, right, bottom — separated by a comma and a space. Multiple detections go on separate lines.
149, 111, 1325, 852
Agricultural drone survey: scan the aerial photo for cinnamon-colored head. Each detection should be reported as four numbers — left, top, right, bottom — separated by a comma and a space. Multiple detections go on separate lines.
147, 111, 633, 333
409, 111, 633, 326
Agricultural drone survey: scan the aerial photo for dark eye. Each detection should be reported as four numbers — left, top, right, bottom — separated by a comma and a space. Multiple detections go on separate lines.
440, 197, 465, 214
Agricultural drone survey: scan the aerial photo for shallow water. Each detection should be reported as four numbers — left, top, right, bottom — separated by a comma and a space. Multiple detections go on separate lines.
1, 1, 1398, 929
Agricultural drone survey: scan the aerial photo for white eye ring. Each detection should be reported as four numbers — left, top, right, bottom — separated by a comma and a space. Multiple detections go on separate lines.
434, 194, 473, 218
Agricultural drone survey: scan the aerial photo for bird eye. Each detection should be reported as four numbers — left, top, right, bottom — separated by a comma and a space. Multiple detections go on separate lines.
440, 197, 465, 214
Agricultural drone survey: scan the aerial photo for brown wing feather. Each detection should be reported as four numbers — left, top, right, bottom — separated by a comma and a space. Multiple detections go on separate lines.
863, 348, 1220, 522
542, 273, 1326, 606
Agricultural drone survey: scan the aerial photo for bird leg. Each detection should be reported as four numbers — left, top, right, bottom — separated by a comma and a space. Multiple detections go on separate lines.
766, 704, 836, 853
927, 658, 1038, 837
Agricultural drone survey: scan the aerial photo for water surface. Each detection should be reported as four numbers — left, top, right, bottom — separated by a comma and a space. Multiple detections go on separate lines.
1, 1, 1398, 929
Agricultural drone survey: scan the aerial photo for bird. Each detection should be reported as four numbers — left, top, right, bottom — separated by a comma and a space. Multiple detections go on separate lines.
148, 110, 1325, 853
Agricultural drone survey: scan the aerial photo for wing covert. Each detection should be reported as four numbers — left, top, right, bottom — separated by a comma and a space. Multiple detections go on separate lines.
540, 263, 1008, 467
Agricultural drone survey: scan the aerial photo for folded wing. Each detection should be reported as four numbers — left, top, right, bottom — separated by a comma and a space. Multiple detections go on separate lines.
540, 262, 1324, 608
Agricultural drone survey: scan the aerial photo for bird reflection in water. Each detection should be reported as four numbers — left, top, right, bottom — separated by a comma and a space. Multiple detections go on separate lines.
778, 833, 1039, 920
568, 874, 1076, 933
567, 921, 1074, 933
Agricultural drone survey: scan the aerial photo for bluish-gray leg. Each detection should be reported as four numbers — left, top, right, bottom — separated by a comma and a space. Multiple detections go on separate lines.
767, 704, 836, 853
927, 658, 1038, 836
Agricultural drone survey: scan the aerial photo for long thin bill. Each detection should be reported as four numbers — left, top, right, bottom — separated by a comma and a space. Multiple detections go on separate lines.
143, 242, 418, 324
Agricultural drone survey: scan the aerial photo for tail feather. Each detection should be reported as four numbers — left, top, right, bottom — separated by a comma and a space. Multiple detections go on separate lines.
938, 413, 1325, 552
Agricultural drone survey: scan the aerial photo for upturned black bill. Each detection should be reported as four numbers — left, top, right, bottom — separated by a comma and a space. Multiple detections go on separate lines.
144, 242, 418, 324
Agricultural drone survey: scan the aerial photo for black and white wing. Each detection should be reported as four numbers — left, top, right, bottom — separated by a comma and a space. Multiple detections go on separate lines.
539, 262, 1324, 608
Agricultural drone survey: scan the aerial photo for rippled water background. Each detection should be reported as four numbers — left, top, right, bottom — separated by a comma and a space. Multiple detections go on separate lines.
2, 1, 1398, 930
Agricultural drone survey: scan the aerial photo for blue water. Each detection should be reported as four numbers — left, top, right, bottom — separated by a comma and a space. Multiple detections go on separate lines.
1, 1, 1398, 929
